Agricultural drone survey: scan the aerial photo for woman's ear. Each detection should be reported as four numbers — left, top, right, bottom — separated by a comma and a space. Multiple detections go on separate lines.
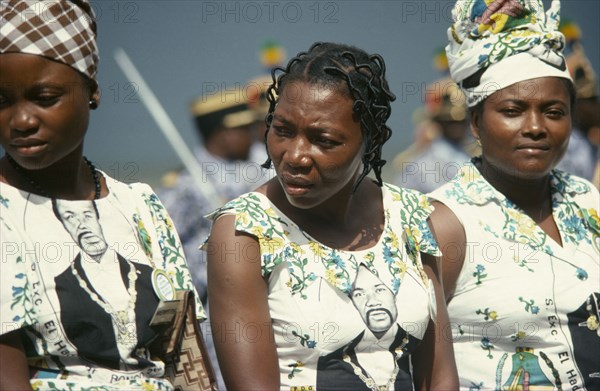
470, 109, 480, 140
89, 80, 100, 109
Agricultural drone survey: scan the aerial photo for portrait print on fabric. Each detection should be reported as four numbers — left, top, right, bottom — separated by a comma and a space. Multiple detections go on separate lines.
316, 265, 420, 391
6, 190, 172, 380
2, 179, 203, 388
50, 198, 159, 370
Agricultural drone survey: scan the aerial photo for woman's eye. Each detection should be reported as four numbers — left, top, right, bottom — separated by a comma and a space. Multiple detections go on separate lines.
37, 95, 60, 106
315, 136, 339, 147
272, 126, 291, 137
501, 107, 520, 116
546, 109, 565, 118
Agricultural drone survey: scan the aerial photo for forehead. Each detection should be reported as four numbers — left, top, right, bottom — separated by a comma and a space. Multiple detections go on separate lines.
56, 201, 95, 215
0, 52, 86, 87
353, 267, 386, 289
278, 81, 350, 106
274, 81, 360, 133
486, 77, 570, 104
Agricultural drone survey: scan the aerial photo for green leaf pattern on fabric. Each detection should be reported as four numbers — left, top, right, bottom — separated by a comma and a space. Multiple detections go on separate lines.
10, 256, 36, 325
212, 185, 439, 298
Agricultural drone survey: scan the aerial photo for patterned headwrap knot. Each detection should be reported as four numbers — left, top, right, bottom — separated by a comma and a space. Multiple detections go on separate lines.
0, 0, 99, 80
446, 0, 572, 107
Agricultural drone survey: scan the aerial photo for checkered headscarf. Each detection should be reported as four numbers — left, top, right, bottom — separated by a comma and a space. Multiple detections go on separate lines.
0, 0, 99, 80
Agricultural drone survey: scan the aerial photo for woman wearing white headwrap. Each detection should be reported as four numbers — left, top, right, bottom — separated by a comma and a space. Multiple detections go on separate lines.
0, 1, 204, 390
427, 0, 600, 389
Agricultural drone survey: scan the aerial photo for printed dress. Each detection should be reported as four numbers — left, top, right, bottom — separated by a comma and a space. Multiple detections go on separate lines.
429, 162, 600, 391
0, 174, 205, 391
205, 183, 440, 391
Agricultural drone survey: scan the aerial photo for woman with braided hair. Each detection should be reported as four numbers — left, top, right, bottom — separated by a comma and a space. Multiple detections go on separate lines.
205, 42, 458, 390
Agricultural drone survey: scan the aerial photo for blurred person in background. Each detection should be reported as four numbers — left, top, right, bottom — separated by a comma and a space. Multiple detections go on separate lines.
159, 91, 267, 302
394, 50, 477, 193
556, 19, 600, 186
159, 91, 268, 390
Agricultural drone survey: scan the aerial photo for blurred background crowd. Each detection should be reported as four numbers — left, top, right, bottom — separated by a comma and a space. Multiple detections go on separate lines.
77, 0, 598, 188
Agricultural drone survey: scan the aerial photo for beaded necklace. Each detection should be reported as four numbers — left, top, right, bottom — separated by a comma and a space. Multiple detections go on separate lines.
341, 336, 409, 391
6, 154, 101, 199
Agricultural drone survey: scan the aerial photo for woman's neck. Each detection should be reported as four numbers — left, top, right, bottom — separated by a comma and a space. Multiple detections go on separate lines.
476, 157, 563, 245
265, 178, 384, 251
0, 149, 99, 200
476, 158, 553, 220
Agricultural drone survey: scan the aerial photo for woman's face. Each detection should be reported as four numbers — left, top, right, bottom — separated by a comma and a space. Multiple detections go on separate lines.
267, 81, 365, 209
473, 77, 571, 180
0, 53, 97, 170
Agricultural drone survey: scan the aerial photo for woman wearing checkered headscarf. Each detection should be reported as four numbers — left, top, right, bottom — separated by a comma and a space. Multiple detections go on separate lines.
0, 2, 205, 390
426, 1, 600, 389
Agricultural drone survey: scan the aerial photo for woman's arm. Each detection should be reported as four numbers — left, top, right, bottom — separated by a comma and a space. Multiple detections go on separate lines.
412, 252, 459, 391
0, 330, 32, 390
427, 201, 467, 301
206, 215, 280, 391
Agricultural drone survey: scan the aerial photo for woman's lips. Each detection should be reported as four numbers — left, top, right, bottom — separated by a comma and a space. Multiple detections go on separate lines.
515, 143, 550, 155
12, 144, 48, 156
282, 176, 313, 196
10, 139, 48, 156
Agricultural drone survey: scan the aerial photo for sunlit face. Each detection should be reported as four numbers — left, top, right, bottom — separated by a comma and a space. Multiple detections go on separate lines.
351, 266, 398, 337
267, 81, 365, 209
0, 53, 97, 170
55, 200, 107, 258
472, 77, 572, 180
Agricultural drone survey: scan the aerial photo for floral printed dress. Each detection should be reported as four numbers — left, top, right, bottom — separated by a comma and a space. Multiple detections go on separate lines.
205, 183, 440, 391
429, 161, 600, 391
0, 174, 204, 391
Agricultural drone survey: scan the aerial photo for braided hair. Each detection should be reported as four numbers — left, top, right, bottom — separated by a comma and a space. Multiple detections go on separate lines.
261, 42, 396, 190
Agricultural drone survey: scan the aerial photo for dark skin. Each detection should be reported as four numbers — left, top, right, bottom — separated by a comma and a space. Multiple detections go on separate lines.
0, 331, 31, 391
0, 53, 107, 388
429, 77, 572, 299
0, 53, 106, 200
207, 81, 458, 390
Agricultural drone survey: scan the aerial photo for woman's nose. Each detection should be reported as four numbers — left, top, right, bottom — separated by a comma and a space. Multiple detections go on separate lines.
9, 102, 39, 133
522, 111, 547, 138
285, 137, 312, 169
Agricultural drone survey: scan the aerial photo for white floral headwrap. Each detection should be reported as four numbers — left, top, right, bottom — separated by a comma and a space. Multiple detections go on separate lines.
0, 0, 99, 80
446, 0, 572, 107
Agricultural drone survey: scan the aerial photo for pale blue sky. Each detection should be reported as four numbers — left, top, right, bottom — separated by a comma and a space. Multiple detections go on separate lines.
84, 0, 600, 187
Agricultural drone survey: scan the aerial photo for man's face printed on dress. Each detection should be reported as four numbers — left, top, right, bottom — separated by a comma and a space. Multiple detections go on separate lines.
351, 265, 398, 335
55, 200, 107, 258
